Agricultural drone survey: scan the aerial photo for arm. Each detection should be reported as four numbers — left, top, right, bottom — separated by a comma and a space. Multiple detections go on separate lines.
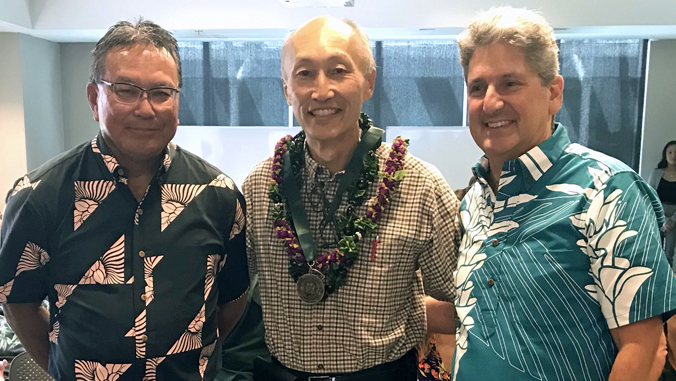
426, 296, 456, 334
433, 333, 456, 369
609, 316, 664, 381
217, 290, 248, 341
3, 302, 50, 371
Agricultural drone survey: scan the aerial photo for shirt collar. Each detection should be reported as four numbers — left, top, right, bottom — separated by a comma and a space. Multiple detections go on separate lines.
92, 133, 176, 182
472, 123, 571, 183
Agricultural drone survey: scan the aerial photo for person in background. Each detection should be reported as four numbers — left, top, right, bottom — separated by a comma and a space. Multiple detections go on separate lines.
0, 19, 248, 380
451, 6, 676, 381
648, 140, 676, 271
243, 15, 460, 381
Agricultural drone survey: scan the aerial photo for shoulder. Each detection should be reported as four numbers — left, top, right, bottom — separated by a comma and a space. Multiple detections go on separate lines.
562, 143, 633, 174
6, 141, 90, 200
242, 156, 273, 194
173, 145, 232, 181
402, 151, 452, 195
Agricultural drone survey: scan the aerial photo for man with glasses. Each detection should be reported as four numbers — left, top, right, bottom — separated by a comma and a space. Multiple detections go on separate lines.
0, 19, 248, 380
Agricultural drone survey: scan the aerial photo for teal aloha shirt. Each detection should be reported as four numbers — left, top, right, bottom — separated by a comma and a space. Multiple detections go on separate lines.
452, 125, 676, 381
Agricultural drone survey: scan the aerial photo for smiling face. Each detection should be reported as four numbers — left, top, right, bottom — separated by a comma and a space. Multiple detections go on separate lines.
466, 42, 563, 167
86, 44, 180, 166
282, 18, 375, 146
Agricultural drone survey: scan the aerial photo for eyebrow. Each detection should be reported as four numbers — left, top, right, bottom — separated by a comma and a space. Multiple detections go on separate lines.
293, 54, 352, 65
114, 76, 176, 88
468, 72, 524, 84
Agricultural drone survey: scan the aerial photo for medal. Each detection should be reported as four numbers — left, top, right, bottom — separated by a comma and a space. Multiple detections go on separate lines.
296, 270, 325, 304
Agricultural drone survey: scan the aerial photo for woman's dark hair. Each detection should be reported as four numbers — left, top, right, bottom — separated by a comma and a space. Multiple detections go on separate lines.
657, 140, 676, 169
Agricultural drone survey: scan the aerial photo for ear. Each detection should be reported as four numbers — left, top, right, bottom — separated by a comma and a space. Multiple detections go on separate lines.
282, 79, 291, 106
86, 82, 100, 122
363, 67, 376, 101
548, 75, 564, 116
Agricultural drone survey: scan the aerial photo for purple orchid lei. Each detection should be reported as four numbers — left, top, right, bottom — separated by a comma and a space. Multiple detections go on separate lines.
269, 131, 409, 295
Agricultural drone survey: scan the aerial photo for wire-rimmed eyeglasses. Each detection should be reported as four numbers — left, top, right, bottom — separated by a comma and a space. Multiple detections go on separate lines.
100, 80, 180, 106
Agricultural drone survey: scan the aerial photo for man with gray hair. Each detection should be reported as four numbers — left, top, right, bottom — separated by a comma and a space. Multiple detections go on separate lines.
452, 6, 676, 381
0, 19, 249, 380
243, 15, 459, 381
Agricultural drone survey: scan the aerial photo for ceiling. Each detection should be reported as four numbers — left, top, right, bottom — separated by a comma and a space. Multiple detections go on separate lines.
1, 0, 675, 42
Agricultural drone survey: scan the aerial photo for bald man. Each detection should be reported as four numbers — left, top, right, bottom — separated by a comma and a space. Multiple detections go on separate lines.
242, 16, 460, 381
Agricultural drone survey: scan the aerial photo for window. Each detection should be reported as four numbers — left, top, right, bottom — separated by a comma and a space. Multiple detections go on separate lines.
557, 39, 647, 170
177, 39, 647, 170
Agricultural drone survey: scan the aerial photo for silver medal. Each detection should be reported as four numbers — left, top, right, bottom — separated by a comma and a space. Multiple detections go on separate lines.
296, 270, 325, 304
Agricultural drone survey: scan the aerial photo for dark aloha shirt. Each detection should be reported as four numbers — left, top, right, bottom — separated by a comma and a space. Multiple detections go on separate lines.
0, 134, 249, 381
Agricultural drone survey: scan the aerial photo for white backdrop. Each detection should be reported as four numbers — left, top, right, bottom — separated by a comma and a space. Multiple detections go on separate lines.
172, 125, 483, 190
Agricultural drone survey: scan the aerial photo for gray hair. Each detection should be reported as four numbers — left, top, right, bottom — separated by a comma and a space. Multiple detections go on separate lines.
90, 18, 182, 88
281, 16, 376, 81
458, 6, 559, 85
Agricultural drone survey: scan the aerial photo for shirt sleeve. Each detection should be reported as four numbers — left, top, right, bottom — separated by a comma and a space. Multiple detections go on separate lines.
0, 178, 50, 304
584, 170, 676, 329
418, 170, 461, 303
217, 189, 250, 305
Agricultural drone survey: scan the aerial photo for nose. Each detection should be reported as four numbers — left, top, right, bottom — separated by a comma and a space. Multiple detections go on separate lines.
135, 92, 156, 118
482, 84, 503, 115
312, 71, 334, 102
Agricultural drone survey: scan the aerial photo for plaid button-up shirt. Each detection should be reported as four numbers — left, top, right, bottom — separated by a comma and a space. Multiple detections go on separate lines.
243, 142, 460, 373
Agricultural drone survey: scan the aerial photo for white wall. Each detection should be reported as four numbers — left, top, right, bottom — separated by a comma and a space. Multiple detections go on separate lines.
22, 0, 676, 37
20, 34, 65, 170
0, 34, 28, 209
61, 43, 98, 149
640, 39, 676, 178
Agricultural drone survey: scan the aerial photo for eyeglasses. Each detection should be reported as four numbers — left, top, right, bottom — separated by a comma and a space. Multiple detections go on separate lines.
100, 80, 180, 106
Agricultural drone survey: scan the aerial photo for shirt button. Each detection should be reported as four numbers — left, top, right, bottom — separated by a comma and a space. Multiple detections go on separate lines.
492, 239, 499, 246
487, 278, 495, 286
117, 168, 125, 176
137, 209, 143, 216
317, 325, 323, 331
139, 251, 145, 258
141, 334, 148, 342
317, 364, 324, 370
141, 294, 147, 301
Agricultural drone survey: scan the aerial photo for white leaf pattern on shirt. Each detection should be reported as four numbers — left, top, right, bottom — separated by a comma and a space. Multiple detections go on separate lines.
0, 280, 14, 303
199, 341, 217, 378
230, 199, 244, 239
74, 360, 131, 381
79, 236, 125, 285
166, 304, 205, 355
160, 184, 207, 231
144, 357, 166, 380
16, 242, 49, 276
208, 174, 234, 190
11, 176, 41, 196
74, 180, 115, 230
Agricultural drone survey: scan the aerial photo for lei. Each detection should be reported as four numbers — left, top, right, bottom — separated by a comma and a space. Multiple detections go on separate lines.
268, 114, 409, 296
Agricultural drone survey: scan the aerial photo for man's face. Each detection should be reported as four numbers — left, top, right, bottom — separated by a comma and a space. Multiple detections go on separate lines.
466, 42, 563, 165
282, 21, 375, 144
86, 44, 180, 164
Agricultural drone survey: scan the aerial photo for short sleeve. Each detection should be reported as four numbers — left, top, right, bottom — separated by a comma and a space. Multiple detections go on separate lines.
217, 190, 250, 305
584, 170, 676, 329
0, 179, 50, 304
418, 170, 461, 303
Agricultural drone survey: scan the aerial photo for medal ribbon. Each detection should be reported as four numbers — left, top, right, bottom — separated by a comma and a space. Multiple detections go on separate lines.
282, 126, 384, 262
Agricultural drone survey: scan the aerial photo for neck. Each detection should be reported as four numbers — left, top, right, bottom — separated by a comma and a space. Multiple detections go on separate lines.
666, 164, 676, 171
488, 161, 503, 194
305, 129, 361, 174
